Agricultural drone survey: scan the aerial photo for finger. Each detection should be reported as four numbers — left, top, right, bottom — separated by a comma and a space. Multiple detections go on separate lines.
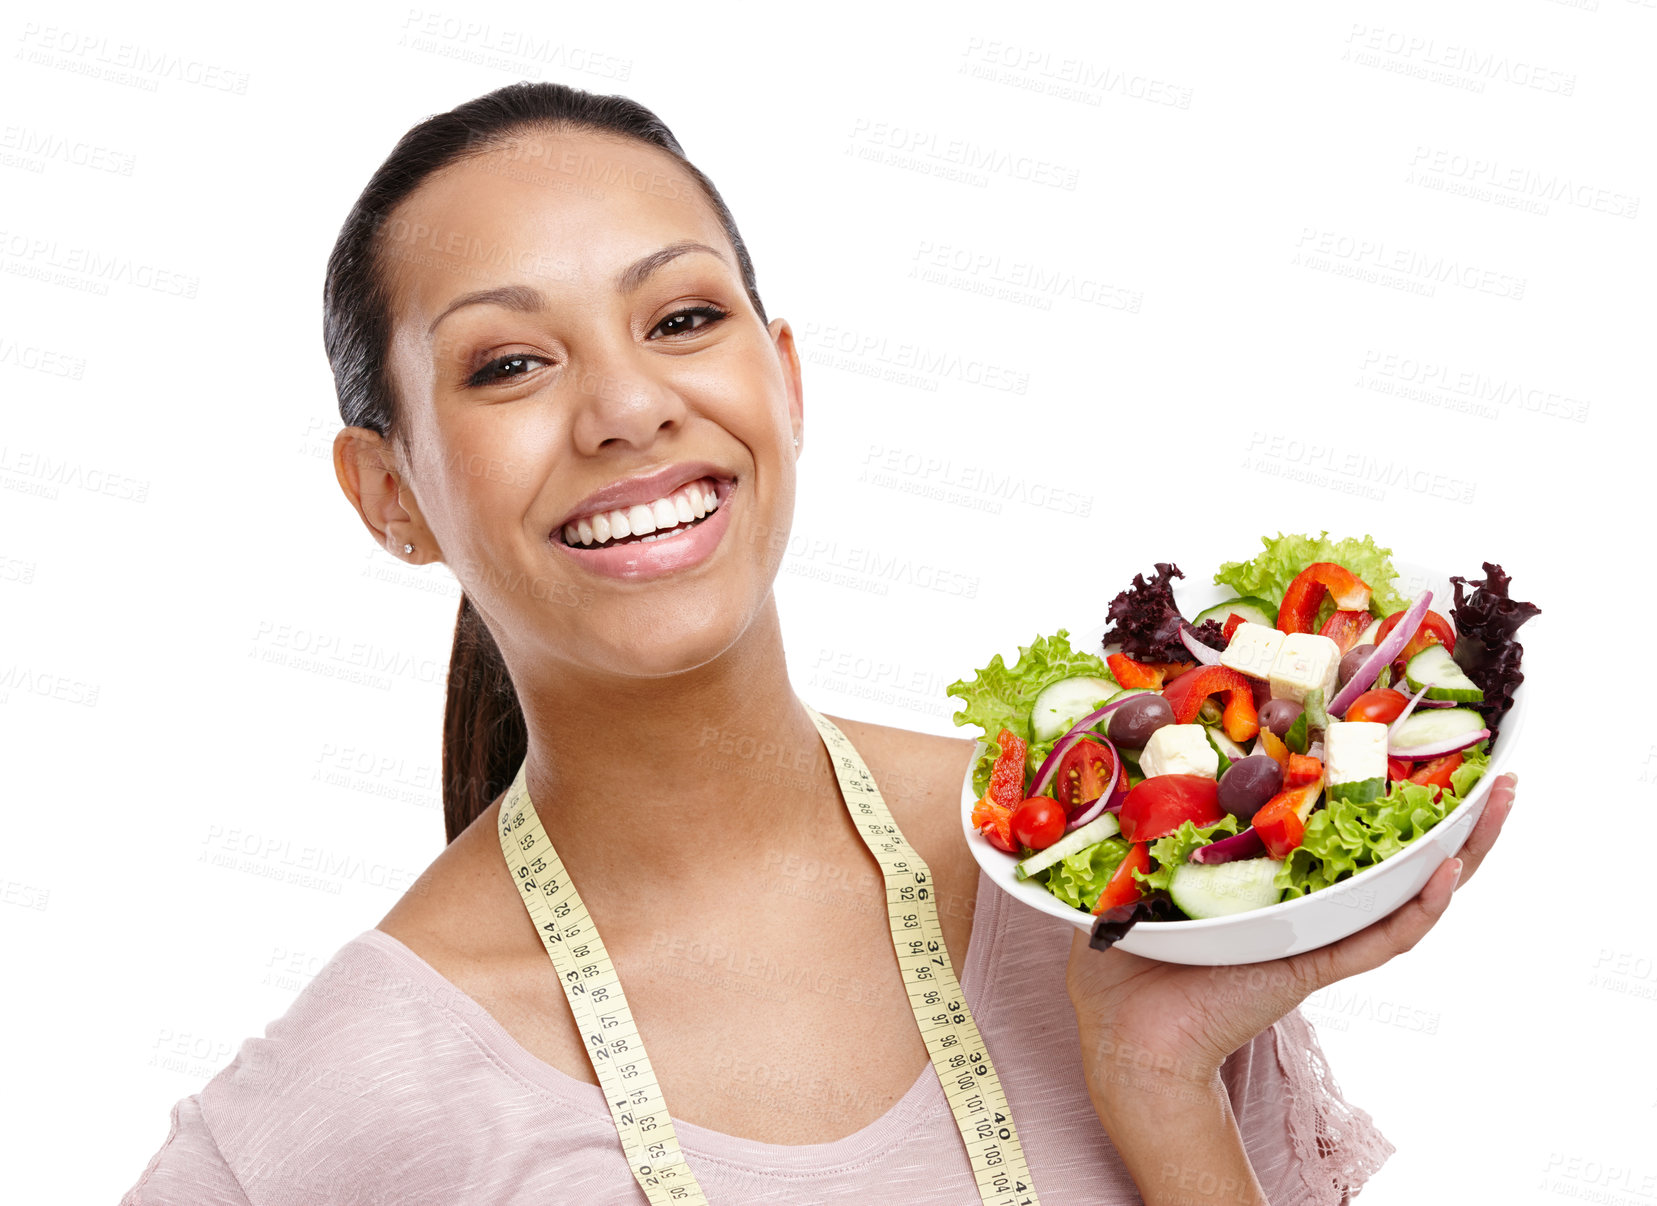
1453, 771, 1516, 889
1289, 856, 1461, 992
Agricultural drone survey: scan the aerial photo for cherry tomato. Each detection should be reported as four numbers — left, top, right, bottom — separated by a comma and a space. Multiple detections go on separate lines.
1118, 774, 1224, 843
1407, 752, 1464, 801
1318, 608, 1373, 654
1375, 609, 1457, 662
1053, 738, 1114, 816
1010, 796, 1068, 851
1092, 842, 1151, 914
1344, 688, 1411, 725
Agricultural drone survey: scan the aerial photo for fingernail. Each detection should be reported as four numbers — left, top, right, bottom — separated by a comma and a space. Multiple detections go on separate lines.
1449, 858, 1463, 889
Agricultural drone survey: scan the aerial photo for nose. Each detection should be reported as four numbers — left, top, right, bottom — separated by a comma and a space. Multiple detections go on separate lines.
566, 340, 689, 454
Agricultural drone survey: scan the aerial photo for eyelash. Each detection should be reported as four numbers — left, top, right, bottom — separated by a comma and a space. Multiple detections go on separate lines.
464, 304, 731, 387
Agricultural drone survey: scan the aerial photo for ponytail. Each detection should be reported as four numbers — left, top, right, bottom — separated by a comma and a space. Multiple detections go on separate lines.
441, 594, 527, 843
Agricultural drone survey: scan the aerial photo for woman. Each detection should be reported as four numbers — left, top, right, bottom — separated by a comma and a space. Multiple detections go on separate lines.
122, 81, 1515, 1205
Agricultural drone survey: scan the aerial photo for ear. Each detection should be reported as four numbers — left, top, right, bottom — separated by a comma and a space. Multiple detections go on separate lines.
332, 426, 444, 564
767, 316, 804, 455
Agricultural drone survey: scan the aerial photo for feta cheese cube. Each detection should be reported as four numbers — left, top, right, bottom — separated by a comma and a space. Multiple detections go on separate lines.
1325, 721, 1389, 787
1219, 621, 1285, 680
1139, 723, 1220, 780
1268, 633, 1341, 705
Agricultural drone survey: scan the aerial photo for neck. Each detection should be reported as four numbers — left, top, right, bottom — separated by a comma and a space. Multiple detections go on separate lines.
506, 597, 845, 886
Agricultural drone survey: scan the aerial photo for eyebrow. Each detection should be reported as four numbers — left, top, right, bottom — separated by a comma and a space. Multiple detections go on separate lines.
425, 240, 731, 336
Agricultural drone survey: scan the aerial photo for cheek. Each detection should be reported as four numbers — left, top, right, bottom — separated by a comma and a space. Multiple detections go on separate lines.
420, 409, 554, 539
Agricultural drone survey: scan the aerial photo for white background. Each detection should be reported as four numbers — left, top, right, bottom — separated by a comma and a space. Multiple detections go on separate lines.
3, 1, 1651, 1202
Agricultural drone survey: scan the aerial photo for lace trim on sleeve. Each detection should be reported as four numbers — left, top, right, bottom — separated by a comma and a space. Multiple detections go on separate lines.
1272, 1008, 1396, 1204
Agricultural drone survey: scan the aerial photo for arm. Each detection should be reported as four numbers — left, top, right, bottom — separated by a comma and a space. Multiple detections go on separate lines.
120, 1095, 252, 1206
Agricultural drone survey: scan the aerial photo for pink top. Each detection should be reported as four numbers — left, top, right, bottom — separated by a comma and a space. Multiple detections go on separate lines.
121, 870, 1393, 1205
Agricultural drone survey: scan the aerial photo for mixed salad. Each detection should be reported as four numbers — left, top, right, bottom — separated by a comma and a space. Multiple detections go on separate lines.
949, 533, 1539, 930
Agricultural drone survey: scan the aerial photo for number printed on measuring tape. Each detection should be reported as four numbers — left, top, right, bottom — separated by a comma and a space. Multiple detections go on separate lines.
498, 708, 1039, 1206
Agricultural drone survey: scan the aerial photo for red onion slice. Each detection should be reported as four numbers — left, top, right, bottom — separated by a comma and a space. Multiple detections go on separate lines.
1190, 827, 1266, 864
1390, 727, 1489, 759
1179, 624, 1223, 666
1327, 590, 1432, 717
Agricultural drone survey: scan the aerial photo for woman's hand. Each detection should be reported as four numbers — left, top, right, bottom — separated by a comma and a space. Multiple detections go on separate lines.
1065, 772, 1516, 1203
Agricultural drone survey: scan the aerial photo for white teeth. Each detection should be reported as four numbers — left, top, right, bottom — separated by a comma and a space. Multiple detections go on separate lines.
561, 476, 725, 547
626, 503, 655, 536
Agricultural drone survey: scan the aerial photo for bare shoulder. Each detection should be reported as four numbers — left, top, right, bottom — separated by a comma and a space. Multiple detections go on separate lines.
375, 795, 524, 969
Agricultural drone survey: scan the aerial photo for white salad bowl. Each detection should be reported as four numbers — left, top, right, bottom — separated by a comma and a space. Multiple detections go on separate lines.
957, 558, 1525, 965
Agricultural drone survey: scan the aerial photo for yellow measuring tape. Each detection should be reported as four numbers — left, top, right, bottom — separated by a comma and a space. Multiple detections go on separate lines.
497, 703, 1039, 1205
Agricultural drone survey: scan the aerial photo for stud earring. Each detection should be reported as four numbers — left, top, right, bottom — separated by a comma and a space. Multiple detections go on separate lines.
793, 437, 800, 447
403, 543, 414, 555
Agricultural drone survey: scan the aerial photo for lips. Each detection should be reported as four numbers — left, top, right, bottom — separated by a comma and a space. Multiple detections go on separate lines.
555, 461, 737, 532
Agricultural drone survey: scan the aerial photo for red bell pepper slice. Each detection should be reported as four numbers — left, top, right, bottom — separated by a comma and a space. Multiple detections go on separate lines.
1252, 776, 1324, 858
971, 795, 1017, 853
1284, 753, 1323, 789
1107, 653, 1168, 689
1257, 726, 1289, 769
987, 728, 1027, 811
1160, 665, 1261, 743
1092, 841, 1151, 914
1386, 756, 1414, 782
1222, 613, 1248, 642
1277, 563, 1373, 634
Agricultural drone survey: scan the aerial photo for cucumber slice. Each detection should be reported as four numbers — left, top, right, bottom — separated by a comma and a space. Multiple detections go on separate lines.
1194, 596, 1277, 630
1013, 813, 1122, 880
1169, 856, 1285, 919
1405, 644, 1485, 703
1357, 617, 1382, 646
1205, 726, 1248, 766
1390, 707, 1486, 750
1031, 676, 1121, 743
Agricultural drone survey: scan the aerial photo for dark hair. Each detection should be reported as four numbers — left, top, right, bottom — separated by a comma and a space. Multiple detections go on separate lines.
322, 81, 768, 844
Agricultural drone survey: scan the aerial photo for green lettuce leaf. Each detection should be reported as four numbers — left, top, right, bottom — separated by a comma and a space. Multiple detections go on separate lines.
1132, 815, 1243, 894
1042, 836, 1132, 911
1213, 532, 1409, 617
1275, 780, 1456, 898
947, 629, 1115, 797
1451, 740, 1490, 796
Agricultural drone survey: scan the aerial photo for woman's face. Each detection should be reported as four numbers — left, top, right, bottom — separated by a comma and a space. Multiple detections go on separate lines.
370, 129, 803, 682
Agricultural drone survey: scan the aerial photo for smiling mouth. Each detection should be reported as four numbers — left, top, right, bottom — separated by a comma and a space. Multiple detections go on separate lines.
555, 476, 733, 549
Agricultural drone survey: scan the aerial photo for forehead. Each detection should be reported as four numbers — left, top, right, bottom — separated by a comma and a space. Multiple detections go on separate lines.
379, 129, 733, 334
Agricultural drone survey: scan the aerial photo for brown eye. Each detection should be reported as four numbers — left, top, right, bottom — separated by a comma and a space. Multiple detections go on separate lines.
650, 305, 728, 338
467, 353, 549, 387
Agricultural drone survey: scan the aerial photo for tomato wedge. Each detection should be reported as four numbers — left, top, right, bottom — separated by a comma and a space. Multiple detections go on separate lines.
1407, 752, 1463, 802
1318, 608, 1373, 654
1386, 756, 1414, 782
1053, 738, 1114, 816
1092, 842, 1151, 914
1375, 608, 1457, 661
1343, 688, 1411, 725
1118, 774, 1224, 842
